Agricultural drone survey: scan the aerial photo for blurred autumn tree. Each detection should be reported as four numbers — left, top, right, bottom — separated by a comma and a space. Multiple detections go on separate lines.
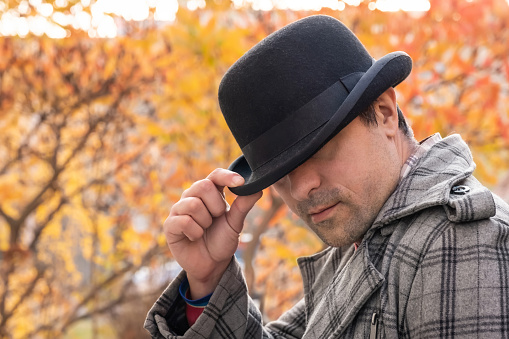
0, 26, 169, 338
0, 1, 263, 337
0, 0, 508, 337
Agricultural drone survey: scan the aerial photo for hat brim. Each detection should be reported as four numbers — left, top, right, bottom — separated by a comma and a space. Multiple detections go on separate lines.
228, 51, 412, 196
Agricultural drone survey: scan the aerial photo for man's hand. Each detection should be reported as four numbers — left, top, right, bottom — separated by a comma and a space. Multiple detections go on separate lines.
164, 169, 263, 299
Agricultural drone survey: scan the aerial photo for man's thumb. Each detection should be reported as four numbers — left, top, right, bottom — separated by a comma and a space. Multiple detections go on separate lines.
226, 191, 263, 233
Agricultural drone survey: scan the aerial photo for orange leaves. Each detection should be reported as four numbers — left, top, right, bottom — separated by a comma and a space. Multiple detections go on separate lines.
119, 226, 154, 265
0, 21, 176, 337
352, 0, 509, 189
0, 0, 508, 334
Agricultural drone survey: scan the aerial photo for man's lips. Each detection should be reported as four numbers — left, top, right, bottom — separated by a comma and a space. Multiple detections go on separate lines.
309, 202, 340, 223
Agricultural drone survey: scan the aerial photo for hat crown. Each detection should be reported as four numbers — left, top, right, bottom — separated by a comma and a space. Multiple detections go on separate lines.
218, 15, 374, 149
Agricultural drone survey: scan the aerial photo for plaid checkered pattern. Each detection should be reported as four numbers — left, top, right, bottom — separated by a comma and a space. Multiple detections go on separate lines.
145, 134, 509, 338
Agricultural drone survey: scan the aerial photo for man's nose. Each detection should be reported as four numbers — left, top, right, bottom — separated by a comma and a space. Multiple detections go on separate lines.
287, 161, 321, 201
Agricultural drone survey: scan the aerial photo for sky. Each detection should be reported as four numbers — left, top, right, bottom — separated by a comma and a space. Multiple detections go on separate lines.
0, 0, 485, 39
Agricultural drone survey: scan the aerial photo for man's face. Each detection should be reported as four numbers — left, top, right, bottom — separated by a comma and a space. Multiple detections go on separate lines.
273, 115, 402, 247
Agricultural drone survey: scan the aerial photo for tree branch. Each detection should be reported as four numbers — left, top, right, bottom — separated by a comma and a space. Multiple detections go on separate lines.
0, 206, 16, 227
0, 111, 47, 176
28, 195, 67, 252
0, 259, 17, 335
59, 244, 161, 332
0, 265, 45, 329
243, 188, 284, 294
8, 94, 124, 246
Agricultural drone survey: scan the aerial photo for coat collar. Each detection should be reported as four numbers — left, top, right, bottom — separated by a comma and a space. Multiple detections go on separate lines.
373, 134, 495, 228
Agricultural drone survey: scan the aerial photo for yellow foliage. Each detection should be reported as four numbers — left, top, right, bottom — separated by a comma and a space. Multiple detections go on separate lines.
0, 0, 508, 336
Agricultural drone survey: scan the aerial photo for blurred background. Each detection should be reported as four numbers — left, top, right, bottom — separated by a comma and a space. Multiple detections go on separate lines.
0, 0, 508, 337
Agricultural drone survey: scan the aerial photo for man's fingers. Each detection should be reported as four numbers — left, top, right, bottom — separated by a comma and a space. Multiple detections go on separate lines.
226, 191, 263, 233
171, 197, 213, 228
181, 179, 228, 217
206, 168, 245, 191
166, 168, 251, 243
165, 215, 204, 243
181, 169, 245, 217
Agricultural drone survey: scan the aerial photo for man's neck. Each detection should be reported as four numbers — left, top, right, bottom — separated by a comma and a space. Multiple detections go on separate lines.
397, 133, 419, 171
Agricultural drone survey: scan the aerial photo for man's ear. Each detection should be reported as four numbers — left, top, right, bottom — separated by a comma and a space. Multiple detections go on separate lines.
374, 87, 398, 138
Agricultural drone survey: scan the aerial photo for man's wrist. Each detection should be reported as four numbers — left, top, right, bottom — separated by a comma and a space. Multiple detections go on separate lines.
186, 260, 229, 299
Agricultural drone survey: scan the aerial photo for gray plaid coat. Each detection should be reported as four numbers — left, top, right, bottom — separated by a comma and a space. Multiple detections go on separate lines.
145, 135, 509, 338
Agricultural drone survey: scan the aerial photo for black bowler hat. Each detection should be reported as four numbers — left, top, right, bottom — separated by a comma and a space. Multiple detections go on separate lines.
219, 15, 412, 196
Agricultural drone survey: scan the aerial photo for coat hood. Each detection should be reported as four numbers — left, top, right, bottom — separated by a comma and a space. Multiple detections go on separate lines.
373, 134, 496, 227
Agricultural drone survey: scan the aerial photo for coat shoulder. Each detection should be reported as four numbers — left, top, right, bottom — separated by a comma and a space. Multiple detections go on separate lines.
385, 188, 509, 338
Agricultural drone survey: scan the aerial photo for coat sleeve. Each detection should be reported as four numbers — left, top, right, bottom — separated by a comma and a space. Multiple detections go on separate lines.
144, 257, 307, 339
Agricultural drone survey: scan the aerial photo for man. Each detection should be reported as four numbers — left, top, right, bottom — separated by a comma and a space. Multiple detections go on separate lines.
145, 15, 509, 338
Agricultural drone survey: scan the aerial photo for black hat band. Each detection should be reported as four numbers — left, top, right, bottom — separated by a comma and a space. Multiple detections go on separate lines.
241, 72, 365, 171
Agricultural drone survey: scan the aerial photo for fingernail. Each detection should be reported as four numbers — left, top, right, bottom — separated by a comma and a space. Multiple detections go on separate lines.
232, 176, 244, 186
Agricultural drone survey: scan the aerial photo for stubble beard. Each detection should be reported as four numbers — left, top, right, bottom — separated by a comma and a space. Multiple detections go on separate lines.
295, 187, 379, 248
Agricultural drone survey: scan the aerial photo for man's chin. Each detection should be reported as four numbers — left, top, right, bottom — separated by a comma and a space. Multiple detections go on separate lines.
309, 218, 367, 248
311, 226, 350, 248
